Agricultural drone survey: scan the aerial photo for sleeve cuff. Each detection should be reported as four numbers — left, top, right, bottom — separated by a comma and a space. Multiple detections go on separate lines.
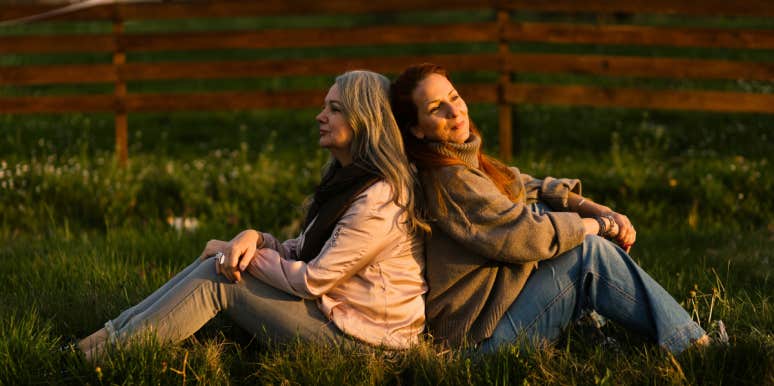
247, 249, 301, 296
540, 177, 582, 211
259, 232, 282, 251
547, 211, 586, 254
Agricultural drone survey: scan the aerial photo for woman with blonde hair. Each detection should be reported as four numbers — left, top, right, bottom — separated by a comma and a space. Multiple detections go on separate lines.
77, 70, 427, 361
389, 63, 708, 354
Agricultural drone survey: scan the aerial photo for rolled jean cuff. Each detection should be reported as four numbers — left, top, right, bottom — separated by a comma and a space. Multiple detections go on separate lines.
104, 320, 119, 344
662, 321, 706, 354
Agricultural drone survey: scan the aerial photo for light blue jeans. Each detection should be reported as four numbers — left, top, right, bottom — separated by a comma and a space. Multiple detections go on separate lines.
105, 257, 346, 346
478, 203, 705, 354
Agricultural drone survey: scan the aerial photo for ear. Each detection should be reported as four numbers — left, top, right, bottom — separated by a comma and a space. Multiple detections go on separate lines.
409, 125, 424, 139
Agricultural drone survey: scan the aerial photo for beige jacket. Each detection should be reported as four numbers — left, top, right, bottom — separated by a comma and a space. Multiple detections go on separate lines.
247, 181, 427, 349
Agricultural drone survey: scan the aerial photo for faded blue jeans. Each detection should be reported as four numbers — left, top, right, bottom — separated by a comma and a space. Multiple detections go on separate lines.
105, 257, 346, 346
478, 203, 705, 354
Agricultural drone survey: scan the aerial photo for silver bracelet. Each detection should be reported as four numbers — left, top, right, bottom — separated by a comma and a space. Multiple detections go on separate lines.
576, 198, 586, 211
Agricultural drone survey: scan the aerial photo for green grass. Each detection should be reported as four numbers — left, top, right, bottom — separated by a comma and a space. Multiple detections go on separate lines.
1, 227, 772, 385
1, 104, 772, 384
1, 8, 773, 385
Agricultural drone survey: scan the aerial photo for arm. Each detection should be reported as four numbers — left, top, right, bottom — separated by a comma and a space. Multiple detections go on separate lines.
511, 166, 582, 211
215, 228, 308, 283
247, 181, 399, 299
516, 165, 636, 251
260, 232, 302, 260
567, 192, 636, 251
431, 166, 588, 263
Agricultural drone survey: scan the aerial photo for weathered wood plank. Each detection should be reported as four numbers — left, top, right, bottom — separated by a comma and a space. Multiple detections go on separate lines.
0, 34, 115, 53
0, 64, 115, 85
506, 83, 774, 113
0, 95, 114, 113
127, 83, 496, 112
118, 23, 497, 52
501, 0, 774, 17
0, 53, 499, 85
506, 22, 774, 50
3, 0, 772, 22
507, 53, 774, 80
0, 23, 496, 53
0, 0, 493, 22
4, 53, 770, 86
0, 82, 496, 114
5, 21, 770, 55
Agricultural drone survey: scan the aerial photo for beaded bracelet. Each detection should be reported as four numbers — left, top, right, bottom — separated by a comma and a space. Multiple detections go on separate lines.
595, 215, 618, 238
594, 216, 607, 237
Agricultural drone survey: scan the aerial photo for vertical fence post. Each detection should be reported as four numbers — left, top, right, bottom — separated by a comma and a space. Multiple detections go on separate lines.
112, 13, 128, 167
496, 7, 512, 161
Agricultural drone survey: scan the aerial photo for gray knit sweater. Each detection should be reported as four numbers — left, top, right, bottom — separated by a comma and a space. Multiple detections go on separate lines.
422, 134, 586, 347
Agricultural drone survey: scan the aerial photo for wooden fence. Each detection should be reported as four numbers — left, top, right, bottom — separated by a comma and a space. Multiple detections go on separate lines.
1, 0, 773, 163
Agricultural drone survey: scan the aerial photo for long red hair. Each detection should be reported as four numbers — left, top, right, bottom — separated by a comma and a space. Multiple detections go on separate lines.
389, 63, 519, 202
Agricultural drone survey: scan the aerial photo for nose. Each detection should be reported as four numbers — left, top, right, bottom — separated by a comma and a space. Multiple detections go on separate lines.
448, 103, 461, 118
316, 109, 326, 123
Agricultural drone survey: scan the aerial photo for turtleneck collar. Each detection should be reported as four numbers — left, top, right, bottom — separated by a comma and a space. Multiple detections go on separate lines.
426, 133, 481, 169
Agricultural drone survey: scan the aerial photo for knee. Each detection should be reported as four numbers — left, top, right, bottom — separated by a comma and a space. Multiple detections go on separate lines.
190, 259, 226, 283
582, 235, 625, 266
582, 234, 610, 253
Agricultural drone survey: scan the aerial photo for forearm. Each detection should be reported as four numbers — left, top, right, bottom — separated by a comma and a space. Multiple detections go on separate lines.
259, 231, 302, 260
248, 249, 310, 298
230, 229, 264, 246
569, 193, 631, 247
567, 192, 612, 218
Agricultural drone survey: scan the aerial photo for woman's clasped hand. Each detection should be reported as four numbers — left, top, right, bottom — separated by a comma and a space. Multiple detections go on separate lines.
198, 230, 265, 282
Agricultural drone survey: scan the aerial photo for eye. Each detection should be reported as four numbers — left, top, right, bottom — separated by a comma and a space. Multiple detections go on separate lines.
451, 94, 460, 101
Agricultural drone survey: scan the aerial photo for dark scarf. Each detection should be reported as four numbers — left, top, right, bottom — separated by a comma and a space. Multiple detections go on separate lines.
298, 162, 381, 262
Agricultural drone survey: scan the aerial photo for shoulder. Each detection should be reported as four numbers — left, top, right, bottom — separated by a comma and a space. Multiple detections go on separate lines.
349, 180, 397, 213
507, 166, 522, 176
424, 165, 494, 195
423, 164, 485, 184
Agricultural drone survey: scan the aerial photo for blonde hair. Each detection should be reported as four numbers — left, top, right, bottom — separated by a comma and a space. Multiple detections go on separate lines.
321, 70, 428, 233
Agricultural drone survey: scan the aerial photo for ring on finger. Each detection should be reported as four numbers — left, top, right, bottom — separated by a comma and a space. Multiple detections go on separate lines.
214, 251, 225, 265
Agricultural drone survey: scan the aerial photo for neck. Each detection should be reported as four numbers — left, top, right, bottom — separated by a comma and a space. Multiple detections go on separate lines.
329, 149, 353, 166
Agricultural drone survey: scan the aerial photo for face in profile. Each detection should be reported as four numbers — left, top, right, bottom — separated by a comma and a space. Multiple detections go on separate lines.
316, 83, 354, 162
410, 73, 470, 144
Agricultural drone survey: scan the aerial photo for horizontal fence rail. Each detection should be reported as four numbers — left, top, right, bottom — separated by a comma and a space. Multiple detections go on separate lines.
1, 0, 772, 163
0, 83, 498, 113
505, 84, 774, 113
4, 53, 773, 86
0, 23, 500, 53
3, 0, 774, 21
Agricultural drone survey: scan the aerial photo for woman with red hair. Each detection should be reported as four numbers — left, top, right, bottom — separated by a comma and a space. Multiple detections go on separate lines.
389, 63, 708, 354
